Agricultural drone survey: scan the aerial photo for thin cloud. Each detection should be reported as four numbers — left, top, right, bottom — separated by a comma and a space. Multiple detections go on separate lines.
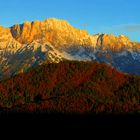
103, 24, 140, 33
109, 24, 140, 32
124, 24, 140, 32
96, 24, 140, 42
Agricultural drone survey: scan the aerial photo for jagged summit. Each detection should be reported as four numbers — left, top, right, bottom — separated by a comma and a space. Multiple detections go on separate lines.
10, 18, 93, 48
96, 34, 132, 51
8, 18, 137, 50
0, 18, 138, 51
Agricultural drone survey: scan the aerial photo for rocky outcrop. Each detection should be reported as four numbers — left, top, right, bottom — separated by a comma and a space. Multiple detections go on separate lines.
0, 26, 21, 51
0, 18, 138, 51
10, 18, 97, 48
96, 34, 133, 51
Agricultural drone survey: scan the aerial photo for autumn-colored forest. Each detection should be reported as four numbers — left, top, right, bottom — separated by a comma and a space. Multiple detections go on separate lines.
0, 61, 140, 114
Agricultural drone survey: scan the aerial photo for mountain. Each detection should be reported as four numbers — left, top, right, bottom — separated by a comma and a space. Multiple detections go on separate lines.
0, 18, 140, 80
10, 18, 96, 47
0, 61, 140, 113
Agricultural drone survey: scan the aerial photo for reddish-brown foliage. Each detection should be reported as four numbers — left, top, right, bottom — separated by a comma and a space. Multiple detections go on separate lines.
0, 61, 139, 114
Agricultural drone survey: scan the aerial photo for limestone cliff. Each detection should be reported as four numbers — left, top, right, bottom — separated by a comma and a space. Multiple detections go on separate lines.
97, 34, 133, 51
10, 18, 97, 48
0, 26, 21, 51
0, 18, 139, 52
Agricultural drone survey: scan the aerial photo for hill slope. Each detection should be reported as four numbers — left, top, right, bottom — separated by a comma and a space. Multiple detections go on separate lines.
0, 61, 140, 114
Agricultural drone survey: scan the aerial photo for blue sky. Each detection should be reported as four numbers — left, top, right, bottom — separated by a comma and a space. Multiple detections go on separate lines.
0, 0, 140, 42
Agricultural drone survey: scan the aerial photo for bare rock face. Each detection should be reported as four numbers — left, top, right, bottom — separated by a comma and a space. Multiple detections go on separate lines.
0, 26, 21, 50
0, 18, 138, 52
96, 34, 132, 51
0, 26, 12, 45
10, 18, 97, 48
7, 18, 139, 51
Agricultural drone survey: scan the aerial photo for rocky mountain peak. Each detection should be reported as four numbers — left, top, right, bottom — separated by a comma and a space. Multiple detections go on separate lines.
10, 18, 93, 48
0, 18, 138, 52
96, 34, 132, 51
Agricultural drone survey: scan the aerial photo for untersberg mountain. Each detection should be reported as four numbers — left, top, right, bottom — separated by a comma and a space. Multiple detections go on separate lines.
0, 18, 140, 80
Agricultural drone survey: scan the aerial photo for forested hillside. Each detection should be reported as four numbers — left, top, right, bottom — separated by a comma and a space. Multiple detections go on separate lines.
0, 61, 140, 114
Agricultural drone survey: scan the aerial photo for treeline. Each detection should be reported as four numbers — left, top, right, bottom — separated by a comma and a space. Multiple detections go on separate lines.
0, 61, 140, 114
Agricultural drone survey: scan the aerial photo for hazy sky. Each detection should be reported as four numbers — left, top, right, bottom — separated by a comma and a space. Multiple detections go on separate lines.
0, 0, 140, 41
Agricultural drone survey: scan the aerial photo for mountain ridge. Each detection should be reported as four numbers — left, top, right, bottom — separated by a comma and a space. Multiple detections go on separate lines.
0, 18, 139, 49
0, 18, 140, 79
0, 61, 140, 114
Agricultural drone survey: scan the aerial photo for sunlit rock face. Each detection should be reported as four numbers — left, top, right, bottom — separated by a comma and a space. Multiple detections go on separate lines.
10, 18, 99, 49
9, 18, 139, 51
96, 34, 133, 51
0, 26, 21, 51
